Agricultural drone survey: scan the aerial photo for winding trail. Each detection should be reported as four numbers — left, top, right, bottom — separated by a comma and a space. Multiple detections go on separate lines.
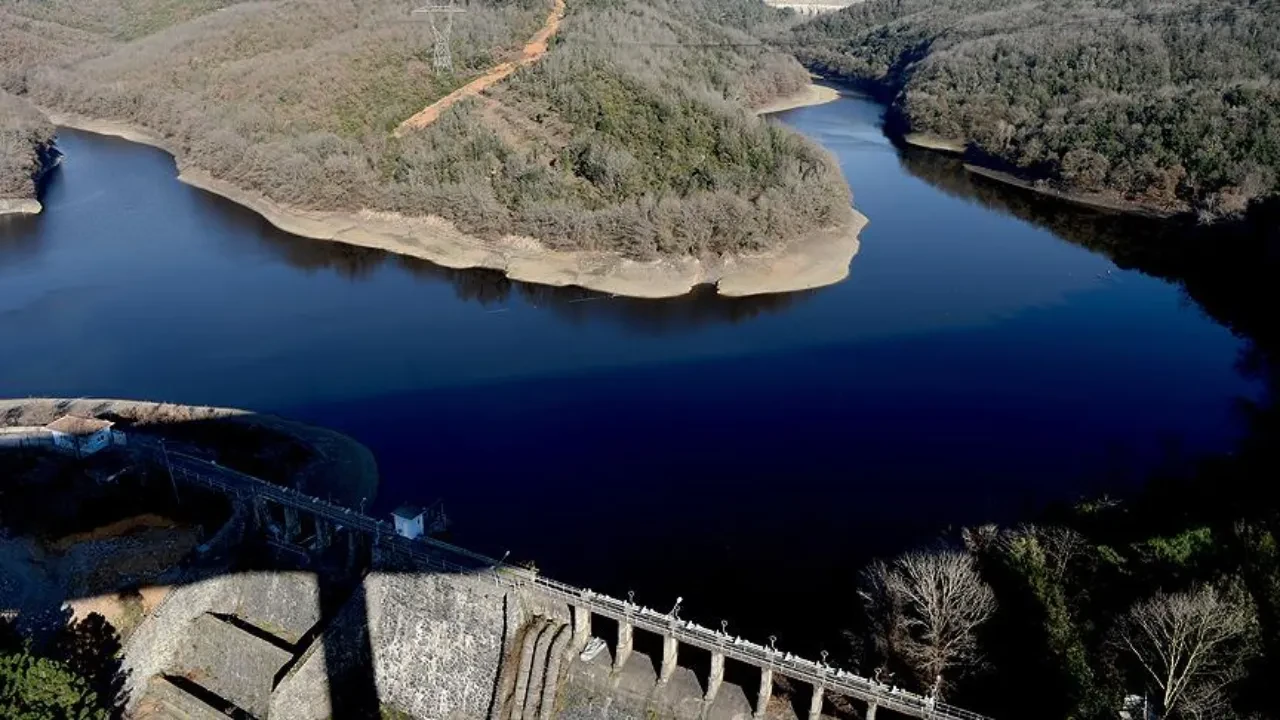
395, 0, 566, 136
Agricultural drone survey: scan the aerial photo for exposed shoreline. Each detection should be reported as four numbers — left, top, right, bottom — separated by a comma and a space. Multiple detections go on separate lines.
902, 132, 965, 154
0, 198, 42, 217
45, 111, 865, 299
964, 163, 1179, 218
755, 81, 841, 116
897, 127, 1182, 217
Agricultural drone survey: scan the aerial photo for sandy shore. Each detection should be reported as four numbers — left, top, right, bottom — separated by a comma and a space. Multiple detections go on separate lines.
0, 198, 42, 216
903, 133, 966, 154
755, 82, 842, 116
45, 111, 864, 299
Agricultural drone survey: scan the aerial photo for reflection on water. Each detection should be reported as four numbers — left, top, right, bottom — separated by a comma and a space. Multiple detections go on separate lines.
894, 145, 1280, 356
0, 98, 1271, 657
0, 207, 43, 266
188, 181, 814, 333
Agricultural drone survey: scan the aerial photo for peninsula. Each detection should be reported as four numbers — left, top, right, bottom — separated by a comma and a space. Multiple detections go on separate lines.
0, 0, 862, 297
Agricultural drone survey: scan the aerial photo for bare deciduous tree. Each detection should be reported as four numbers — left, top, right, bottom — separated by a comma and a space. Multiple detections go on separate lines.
2, 0, 847, 257
859, 549, 996, 698
1033, 525, 1089, 582
1116, 582, 1260, 719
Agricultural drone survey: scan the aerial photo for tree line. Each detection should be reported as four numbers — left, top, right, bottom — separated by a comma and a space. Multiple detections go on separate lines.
0, 0, 850, 256
858, 515, 1275, 719
789, 0, 1280, 220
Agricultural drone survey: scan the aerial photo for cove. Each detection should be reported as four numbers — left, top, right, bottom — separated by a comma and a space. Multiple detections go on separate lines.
0, 91, 1263, 652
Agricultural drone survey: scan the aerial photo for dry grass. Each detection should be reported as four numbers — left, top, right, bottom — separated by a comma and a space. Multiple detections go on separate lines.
50, 513, 178, 551
1, 0, 850, 257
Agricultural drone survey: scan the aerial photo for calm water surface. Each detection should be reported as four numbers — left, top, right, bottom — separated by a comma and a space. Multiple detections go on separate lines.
0, 92, 1260, 651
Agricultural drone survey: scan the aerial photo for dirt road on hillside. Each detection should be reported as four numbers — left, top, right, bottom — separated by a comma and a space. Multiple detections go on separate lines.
395, 0, 567, 135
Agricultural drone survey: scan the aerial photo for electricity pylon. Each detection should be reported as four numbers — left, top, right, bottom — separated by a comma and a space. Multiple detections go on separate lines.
412, 0, 466, 73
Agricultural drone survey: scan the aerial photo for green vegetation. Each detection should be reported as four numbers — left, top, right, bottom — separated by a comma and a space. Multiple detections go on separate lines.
858, 515, 1275, 718
0, 0, 849, 256
791, 0, 1280, 219
0, 651, 107, 720
0, 613, 123, 720
0, 91, 55, 203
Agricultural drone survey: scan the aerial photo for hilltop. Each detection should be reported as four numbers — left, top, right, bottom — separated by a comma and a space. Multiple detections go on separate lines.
0, 0, 859, 296
791, 0, 1280, 219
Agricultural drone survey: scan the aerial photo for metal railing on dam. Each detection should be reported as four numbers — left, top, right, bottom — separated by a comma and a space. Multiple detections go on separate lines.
149, 443, 993, 720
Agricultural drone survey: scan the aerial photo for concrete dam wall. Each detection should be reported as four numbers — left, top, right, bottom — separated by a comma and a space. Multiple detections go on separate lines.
124, 568, 813, 720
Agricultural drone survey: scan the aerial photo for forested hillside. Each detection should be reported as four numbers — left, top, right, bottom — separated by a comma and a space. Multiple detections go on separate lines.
0, 0, 850, 257
791, 0, 1280, 219
0, 91, 54, 204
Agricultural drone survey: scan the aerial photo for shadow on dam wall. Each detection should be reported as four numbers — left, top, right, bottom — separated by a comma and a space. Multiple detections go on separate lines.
0, 403, 950, 720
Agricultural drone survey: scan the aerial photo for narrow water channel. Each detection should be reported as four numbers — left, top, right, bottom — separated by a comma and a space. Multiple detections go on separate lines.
0, 90, 1261, 652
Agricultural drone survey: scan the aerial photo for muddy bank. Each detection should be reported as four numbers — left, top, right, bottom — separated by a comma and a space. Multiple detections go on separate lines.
0, 397, 378, 507
44, 111, 864, 299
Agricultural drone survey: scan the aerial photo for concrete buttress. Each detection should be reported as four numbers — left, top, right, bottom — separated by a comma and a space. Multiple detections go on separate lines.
659, 635, 678, 684
809, 685, 825, 720
614, 621, 633, 672
754, 668, 773, 719
705, 652, 724, 703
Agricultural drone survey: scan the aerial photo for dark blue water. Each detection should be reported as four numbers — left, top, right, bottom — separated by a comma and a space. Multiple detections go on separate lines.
0, 92, 1259, 652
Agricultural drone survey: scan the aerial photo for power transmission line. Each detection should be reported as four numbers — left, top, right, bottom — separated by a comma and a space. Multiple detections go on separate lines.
412, 0, 467, 72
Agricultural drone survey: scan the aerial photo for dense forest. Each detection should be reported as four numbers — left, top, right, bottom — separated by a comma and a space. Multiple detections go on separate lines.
0, 0, 850, 256
790, 0, 1280, 219
0, 91, 54, 203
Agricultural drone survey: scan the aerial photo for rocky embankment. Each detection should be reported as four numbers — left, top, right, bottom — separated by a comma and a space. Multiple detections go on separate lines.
0, 397, 377, 506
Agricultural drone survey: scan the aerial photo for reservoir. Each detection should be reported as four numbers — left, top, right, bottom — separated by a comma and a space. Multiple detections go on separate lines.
0, 91, 1265, 654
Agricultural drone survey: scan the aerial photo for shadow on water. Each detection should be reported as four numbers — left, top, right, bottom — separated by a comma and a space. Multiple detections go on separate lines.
894, 146, 1280, 357
0, 411, 484, 719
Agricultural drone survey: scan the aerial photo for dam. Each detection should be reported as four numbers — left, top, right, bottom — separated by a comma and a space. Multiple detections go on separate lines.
762, 0, 861, 16
125, 441, 991, 720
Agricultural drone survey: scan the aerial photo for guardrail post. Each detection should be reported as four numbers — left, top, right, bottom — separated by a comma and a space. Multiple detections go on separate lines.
865, 700, 878, 720
808, 684, 825, 720
658, 633, 678, 684
704, 651, 724, 704
754, 668, 773, 720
